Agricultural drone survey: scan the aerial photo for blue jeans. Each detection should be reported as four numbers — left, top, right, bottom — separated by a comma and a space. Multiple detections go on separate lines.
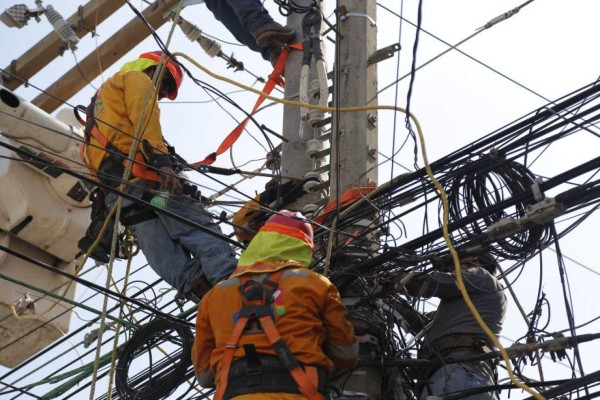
106, 181, 237, 297
203, 0, 277, 60
421, 362, 498, 400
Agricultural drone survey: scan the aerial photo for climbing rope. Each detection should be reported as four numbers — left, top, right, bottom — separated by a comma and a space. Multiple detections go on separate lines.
88, 1, 186, 398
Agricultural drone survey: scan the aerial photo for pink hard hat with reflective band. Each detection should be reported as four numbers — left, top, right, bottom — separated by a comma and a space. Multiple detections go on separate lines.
265, 210, 313, 243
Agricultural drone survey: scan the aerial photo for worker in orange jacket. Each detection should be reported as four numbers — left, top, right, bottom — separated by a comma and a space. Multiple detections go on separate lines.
192, 210, 358, 399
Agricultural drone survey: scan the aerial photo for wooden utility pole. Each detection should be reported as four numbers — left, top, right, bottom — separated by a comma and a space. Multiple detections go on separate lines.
32, 0, 179, 113
2, 0, 125, 91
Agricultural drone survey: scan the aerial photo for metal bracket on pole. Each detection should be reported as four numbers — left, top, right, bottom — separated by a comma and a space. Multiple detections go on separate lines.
368, 43, 400, 65
336, 6, 377, 27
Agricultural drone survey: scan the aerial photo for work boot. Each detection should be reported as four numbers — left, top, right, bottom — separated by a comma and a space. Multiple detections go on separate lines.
253, 21, 294, 48
189, 275, 212, 301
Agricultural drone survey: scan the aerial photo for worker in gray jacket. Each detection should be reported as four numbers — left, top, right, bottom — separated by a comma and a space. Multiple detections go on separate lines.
403, 252, 507, 400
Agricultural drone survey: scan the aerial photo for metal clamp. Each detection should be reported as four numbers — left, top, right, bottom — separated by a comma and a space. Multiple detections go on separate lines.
368, 43, 400, 65
524, 197, 564, 224
356, 333, 379, 345
531, 177, 545, 202
337, 6, 377, 28
13, 292, 36, 316
486, 218, 522, 240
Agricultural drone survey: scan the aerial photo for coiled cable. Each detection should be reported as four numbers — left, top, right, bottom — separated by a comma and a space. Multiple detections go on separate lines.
115, 318, 193, 400
443, 154, 550, 259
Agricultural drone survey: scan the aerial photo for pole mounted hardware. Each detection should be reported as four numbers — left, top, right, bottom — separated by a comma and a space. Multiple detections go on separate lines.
368, 43, 401, 65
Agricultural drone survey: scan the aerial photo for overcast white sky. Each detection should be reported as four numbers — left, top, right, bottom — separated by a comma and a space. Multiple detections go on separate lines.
1, 0, 600, 398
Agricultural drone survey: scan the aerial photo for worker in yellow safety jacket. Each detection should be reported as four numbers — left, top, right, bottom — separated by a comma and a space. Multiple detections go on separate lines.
82, 51, 188, 186
192, 210, 358, 399
79, 51, 237, 301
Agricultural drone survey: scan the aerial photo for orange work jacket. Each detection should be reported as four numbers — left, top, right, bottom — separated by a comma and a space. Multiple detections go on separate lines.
191, 221, 358, 398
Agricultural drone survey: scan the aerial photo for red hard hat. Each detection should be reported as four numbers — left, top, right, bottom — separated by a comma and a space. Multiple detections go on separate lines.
265, 210, 313, 245
139, 51, 183, 100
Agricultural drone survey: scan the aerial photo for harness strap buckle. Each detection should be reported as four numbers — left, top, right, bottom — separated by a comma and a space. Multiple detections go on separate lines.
243, 344, 263, 387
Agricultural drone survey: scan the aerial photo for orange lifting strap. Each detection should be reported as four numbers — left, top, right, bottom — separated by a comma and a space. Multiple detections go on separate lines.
195, 43, 303, 166
214, 270, 325, 400
313, 187, 376, 224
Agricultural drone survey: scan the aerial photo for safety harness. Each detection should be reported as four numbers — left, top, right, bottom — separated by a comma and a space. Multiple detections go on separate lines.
415, 334, 497, 398
215, 270, 325, 400
77, 91, 160, 184
75, 91, 169, 262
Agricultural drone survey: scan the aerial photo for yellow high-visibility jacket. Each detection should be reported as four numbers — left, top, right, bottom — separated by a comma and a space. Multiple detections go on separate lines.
192, 221, 358, 399
85, 70, 171, 173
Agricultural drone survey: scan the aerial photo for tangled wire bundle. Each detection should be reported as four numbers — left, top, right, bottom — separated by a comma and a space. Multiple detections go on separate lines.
442, 154, 550, 260
115, 319, 194, 400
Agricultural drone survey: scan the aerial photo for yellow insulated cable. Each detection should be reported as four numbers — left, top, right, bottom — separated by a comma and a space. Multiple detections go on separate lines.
174, 51, 545, 399
413, 114, 545, 400
174, 52, 415, 120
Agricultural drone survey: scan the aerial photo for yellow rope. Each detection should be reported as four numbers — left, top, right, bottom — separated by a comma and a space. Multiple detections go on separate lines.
497, 263, 546, 385
412, 119, 544, 399
174, 52, 412, 117
89, 2, 186, 398
45, 204, 119, 319
173, 51, 544, 399
106, 231, 134, 400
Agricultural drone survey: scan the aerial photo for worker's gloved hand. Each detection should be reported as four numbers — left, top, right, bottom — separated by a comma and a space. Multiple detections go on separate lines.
158, 166, 183, 196
252, 21, 294, 48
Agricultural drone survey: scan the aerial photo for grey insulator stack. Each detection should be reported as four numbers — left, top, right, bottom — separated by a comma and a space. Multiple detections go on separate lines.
177, 18, 221, 58
45, 5, 78, 50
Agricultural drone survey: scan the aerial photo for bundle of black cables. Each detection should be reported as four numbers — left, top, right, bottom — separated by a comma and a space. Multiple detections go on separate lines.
442, 154, 550, 260
275, 0, 317, 16
115, 318, 194, 400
